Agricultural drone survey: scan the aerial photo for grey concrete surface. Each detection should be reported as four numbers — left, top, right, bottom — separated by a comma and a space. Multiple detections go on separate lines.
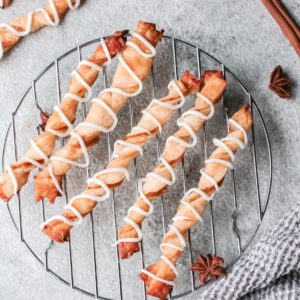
0, 0, 299, 299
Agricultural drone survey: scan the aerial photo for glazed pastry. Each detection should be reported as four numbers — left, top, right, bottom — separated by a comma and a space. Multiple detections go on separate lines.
0, 31, 127, 202
34, 21, 164, 203
0, 0, 10, 9
116, 71, 227, 259
41, 71, 201, 242
140, 105, 252, 299
0, 0, 81, 59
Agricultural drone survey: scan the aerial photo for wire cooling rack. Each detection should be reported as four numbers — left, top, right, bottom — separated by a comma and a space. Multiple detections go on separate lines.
1, 36, 272, 299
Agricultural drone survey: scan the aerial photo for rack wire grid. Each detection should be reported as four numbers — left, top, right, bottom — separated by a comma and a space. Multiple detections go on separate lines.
2, 35, 272, 300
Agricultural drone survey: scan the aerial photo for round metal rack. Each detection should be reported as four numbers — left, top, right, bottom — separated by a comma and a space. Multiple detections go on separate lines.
1, 35, 272, 299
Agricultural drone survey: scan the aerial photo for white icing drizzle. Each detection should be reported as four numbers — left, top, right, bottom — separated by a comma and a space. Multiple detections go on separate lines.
168, 224, 186, 247
45, 105, 74, 138
5, 38, 111, 196
147, 157, 176, 186
126, 32, 157, 59
180, 198, 203, 222
226, 118, 248, 146
41, 167, 130, 230
5, 165, 18, 195
0, 1, 3, 8
140, 223, 186, 286
0, 0, 81, 59
161, 255, 179, 276
41, 34, 156, 225
200, 168, 220, 191
160, 242, 184, 252
131, 126, 152, 136
115, 92, 214, 246
195, 92, 215, 119
51, 131, 90, 168
112, 140, 144, 159
205, 157, 234, 169
67, 0, 80, 9
46, 40, 111, 137
167, 93, 214, 148
111, 80, 185, 159
141, 269, 175, 287
142, 80, 185, 134
21, 139, 49, 168
46, 33, 156, 195
36, 0, 60, 27
76, 97, 118, 133
141, 117, 248, 286
111, 82, 189, 246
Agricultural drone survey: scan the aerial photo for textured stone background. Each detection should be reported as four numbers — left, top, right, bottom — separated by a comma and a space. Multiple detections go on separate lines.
0, 0, 299, 299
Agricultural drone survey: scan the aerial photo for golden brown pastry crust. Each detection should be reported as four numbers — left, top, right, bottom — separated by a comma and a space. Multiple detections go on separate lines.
140, 105, 253, 299
0, 1, 79, 55
0, 31, 127, 202
42, 71, 201, 242
118, 71, 226, 259
34, 21, 164, 203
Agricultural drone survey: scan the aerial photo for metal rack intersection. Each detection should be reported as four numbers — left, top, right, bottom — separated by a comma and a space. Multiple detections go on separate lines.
1, 36, 272, 300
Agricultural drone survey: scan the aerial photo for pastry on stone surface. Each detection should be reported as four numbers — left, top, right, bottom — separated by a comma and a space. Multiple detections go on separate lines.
140, 105, 252, 299
0, 0, 82, 59
0, 31, 127, 202
41, 70, 200, 242
34, 21, 164, 203
117, 71, 227, 259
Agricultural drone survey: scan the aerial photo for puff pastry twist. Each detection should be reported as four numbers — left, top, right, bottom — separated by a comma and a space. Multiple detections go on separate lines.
5, 39, 113, 197
116, 72, 227, 259
42, 79, 185, 228
43, 32, 157, 198
1, 31, 127, 202
140, 105, 253, 299
142, 118, 248, 286
41, 70, 201, 242
115, 95, 214, 246
33, 22, 163, 204
0, 0, 81, 59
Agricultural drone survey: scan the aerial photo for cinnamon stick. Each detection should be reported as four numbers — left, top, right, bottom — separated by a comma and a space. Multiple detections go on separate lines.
262, 0, 300, 56
0, 0, 11, 9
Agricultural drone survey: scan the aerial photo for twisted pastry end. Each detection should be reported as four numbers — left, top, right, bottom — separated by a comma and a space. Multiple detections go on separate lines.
140, 263, 175, 299
140, 105, 252, 299
34, 22, 163, 204
117, 71, 225, 259
0, 32, 127, 202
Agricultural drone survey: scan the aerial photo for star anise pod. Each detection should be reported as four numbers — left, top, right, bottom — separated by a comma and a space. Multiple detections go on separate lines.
269, 65, 293, 99
191, 254, 226, 285
39, 111, 50, 131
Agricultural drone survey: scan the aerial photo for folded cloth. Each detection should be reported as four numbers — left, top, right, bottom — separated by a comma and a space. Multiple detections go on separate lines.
199, 202, 300, 300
